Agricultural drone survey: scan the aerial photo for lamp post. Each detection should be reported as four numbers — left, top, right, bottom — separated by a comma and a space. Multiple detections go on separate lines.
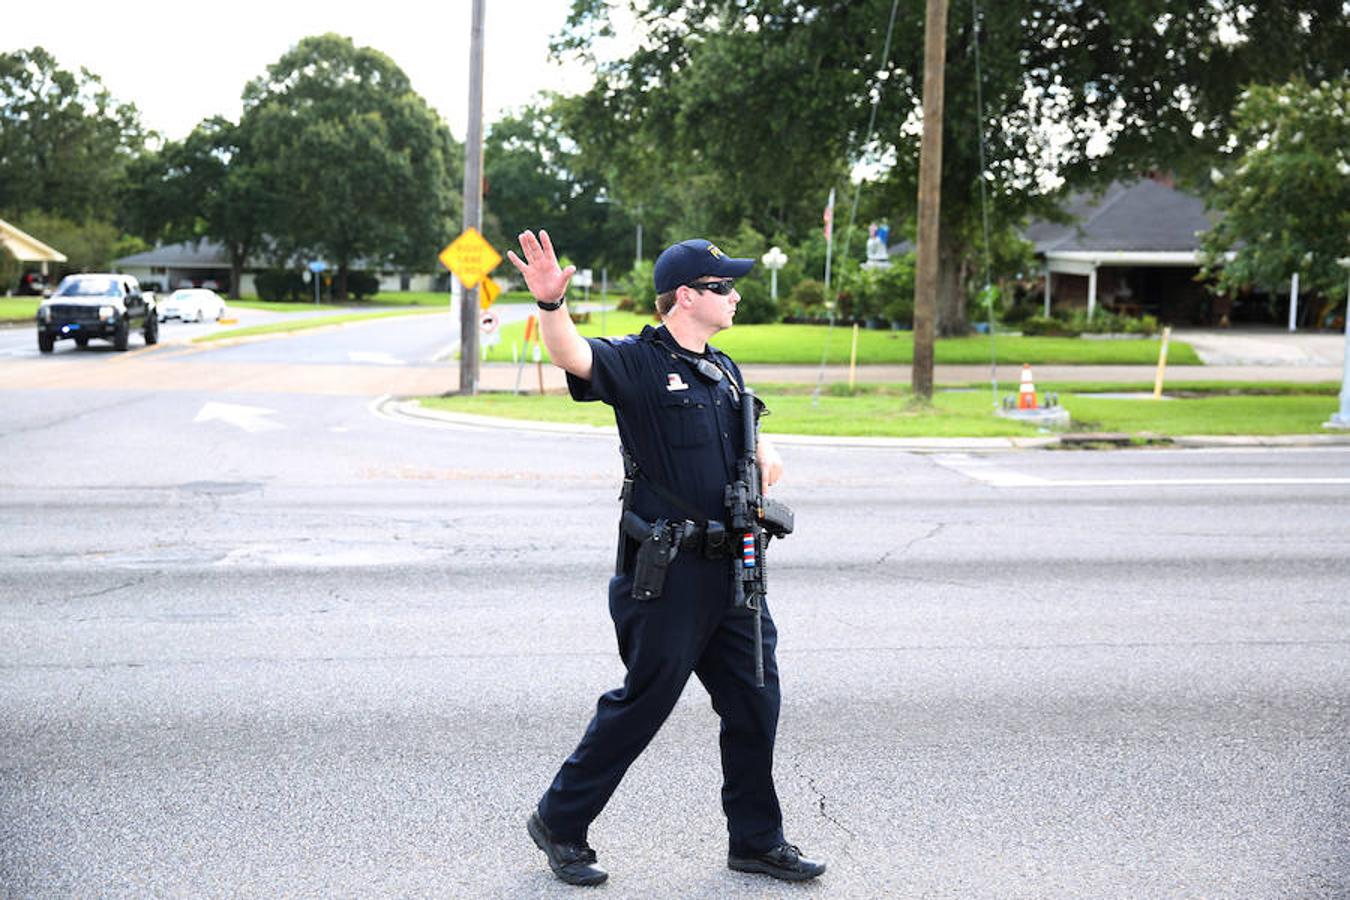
1325, 257, 1350, 430
761, 246, 788, 300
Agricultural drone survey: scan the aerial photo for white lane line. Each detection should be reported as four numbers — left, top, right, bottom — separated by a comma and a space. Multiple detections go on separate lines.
931, 453, 1051, 486
931, 453, 1350, 488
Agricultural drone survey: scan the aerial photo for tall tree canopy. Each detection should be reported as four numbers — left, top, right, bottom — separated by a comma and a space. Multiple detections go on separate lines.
483, 100, 638, 273
124, 117, 270, 299
0, 47, 147, 224
555, 0, 1349, 332
239, 34, 461, 299
1201, 77, 1350, 303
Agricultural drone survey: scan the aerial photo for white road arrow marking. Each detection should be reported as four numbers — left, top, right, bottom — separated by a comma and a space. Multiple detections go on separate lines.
348, 351, 404, 366
193, 402, 284, 433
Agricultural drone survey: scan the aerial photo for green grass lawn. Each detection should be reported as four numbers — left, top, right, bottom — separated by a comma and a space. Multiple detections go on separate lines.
418, 381, 1341, 438
492, 311, 1202, 366
194, 307, 440, 342
0, 298, 39, 321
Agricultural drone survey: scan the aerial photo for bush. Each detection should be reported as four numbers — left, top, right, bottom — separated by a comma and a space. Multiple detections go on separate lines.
786, 278, 827, 321
733, 276, 780, 324
618, 261, 655, 312
1067, 309, 1160, 335
1000, 302, 1038, 325
255, 269, 307, 302
347, 271, 380, 300
1021, 315, 1081, 337
838, 259, 916, 327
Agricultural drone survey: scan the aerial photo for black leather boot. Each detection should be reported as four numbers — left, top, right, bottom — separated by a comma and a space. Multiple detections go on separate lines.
528, 811, 609, 886
728, 842, 826, 882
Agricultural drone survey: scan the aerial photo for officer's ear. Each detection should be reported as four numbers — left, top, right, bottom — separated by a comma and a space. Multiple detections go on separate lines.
676, 284, 700, 312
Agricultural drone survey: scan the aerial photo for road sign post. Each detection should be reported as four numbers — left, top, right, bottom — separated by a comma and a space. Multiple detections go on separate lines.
439, 226, 501, 393
308, 260, 327, 305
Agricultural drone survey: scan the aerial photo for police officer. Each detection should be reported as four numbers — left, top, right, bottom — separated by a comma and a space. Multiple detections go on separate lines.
508, 230, 826, 886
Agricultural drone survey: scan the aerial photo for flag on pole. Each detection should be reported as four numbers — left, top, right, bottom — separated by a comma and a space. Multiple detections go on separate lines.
524, 314, 538, 346
823, 188, 836, 241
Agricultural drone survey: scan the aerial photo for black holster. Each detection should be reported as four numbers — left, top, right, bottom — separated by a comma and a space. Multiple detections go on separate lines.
622, 511, 682, 601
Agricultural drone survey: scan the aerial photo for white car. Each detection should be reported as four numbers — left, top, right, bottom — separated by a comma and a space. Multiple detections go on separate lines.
160, 288, 226, 323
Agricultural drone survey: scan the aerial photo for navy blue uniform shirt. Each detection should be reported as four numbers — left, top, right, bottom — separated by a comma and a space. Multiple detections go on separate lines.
566, 324, 748, 523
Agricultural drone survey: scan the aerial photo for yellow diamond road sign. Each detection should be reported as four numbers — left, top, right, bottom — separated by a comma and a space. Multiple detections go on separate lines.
479, 275, 501, 309
439, 227, 501, 289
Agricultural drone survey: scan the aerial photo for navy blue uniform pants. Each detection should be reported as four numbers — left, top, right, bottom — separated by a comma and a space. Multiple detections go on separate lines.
537, 553, 786, 856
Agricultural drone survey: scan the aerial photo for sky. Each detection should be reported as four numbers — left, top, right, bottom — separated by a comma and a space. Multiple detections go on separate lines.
5, 0, 628, 142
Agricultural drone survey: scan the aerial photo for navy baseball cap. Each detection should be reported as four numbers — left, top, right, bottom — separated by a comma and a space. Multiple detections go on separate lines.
653, 239, 755, 294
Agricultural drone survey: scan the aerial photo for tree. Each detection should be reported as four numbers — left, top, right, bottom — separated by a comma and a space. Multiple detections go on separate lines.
8, 210, 123, 274
483, 100, 635, 273
240, 34, 460, 300
123, 117, 269, 300
0, 48, 147, 223
555, 0, 1349, 333
1200, 78, 1350, 305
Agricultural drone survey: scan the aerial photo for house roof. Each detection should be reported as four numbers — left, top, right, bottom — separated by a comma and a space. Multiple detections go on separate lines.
115, 240, 427, 272
116, 240, 235, 268
1031, 178, 1214, 256
0, 218, 68, 263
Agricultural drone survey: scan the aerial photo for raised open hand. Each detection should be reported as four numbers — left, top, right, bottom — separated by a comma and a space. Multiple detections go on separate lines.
506, 229, 575, 305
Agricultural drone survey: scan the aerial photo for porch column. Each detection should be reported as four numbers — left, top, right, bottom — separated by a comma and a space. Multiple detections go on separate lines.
1044, 265, 1052, 317
1087, 265, 1098, 320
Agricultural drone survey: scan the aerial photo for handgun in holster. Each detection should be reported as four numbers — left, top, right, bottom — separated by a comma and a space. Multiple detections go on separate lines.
622, 511, 682, 602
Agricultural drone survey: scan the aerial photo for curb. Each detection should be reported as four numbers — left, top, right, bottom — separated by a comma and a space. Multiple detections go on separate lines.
371, 397, 1350, 452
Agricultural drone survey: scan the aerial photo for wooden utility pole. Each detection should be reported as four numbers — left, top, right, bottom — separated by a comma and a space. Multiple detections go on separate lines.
459, 0, 485, 393
911, 0, 949, 402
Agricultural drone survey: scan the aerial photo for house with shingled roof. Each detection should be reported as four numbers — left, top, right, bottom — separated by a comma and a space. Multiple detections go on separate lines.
114, 240, 441, 297
1026, 176, 1220, 324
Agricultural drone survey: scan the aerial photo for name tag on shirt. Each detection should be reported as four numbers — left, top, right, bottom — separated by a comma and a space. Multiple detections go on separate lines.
666, 373, 689, 391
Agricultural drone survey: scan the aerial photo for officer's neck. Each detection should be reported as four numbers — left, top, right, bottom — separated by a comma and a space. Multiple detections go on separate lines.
660, 316, 715, 355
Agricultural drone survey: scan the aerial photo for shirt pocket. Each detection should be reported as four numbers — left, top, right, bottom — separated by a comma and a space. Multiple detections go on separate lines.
657, 393, 714, 447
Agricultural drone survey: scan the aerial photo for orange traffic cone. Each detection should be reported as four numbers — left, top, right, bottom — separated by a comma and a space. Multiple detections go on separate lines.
1017, 363, 1038, 410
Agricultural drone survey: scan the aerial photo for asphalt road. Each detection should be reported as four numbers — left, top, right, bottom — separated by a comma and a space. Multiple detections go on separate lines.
1, 319, 1347, 898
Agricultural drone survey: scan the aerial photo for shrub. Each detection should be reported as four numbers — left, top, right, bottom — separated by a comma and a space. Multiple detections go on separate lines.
1021, 315, 1081, 337
733, 276, 780, 324
618, 261, 655, 312
256, 269, 307, 302
840, 259, 916, 327
786, 278, 827, 320
1000, 302, 1037, 325
347, 271, 380, 299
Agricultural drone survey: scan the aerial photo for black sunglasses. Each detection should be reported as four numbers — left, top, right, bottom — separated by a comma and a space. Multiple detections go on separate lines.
685, 279, 736, 296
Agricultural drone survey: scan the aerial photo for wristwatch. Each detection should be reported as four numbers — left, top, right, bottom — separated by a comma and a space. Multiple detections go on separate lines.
536, 294, 565, 311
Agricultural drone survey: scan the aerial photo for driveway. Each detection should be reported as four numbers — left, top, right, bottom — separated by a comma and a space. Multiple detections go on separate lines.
1176, 327, 1346, 366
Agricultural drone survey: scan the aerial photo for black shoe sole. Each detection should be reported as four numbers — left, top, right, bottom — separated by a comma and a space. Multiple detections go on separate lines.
728, 856, 826, 882
528, 813, 609, 887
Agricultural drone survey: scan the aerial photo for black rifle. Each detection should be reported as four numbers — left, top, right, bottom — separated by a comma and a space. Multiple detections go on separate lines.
723, 387, 794, 687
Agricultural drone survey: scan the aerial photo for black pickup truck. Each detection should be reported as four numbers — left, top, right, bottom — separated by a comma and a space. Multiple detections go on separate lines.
36, 274, 159, 353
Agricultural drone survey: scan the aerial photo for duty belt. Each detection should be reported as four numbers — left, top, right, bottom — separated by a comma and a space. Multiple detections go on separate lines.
621, 511, 733, 560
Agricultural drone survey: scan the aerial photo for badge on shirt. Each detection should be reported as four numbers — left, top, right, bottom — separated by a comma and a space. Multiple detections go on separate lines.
666, 373, 689, 391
